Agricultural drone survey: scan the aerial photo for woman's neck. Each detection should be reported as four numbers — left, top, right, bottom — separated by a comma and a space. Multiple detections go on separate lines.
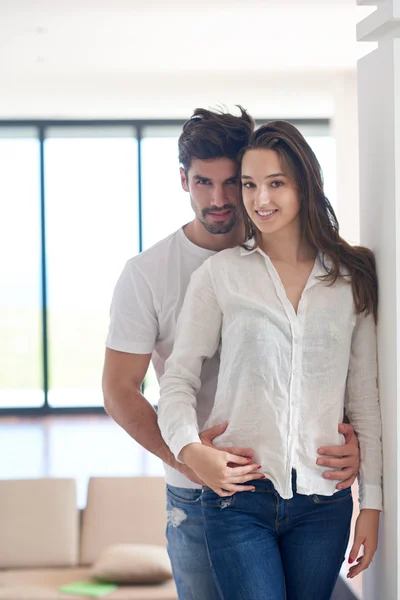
258, 224, 316, 265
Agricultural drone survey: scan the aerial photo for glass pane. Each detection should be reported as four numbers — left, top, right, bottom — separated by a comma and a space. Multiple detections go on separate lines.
47, 419, 151, 508
0, 423, 45, 477
45, 131, 139, 407
0, 133, 43, 408
141, 130, 193, 250
143, 362, 160, 405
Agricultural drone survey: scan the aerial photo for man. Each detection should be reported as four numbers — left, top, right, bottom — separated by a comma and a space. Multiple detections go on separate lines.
102, 107, 360, 600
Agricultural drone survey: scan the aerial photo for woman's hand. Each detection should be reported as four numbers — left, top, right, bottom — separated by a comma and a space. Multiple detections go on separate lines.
347, 509, 380, 579
180, 442, 264, 496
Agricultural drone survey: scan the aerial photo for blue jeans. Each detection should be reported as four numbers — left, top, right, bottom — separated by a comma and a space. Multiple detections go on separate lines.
201, 473, 353, 600
166, 485, 221, 600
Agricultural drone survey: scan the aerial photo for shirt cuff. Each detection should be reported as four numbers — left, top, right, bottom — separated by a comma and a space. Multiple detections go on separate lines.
169, 427, 202, 464
359, 484, 383, 511
105, 337, 155, 354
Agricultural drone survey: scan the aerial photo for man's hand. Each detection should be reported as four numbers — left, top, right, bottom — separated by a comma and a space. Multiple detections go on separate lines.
317, 423, 360, 490
200, 422, 254, 463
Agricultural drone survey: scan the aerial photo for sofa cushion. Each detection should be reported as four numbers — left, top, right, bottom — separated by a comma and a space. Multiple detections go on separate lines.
80, 478, 167, 565
93, 544, 172, 584
0, 479, 78, 569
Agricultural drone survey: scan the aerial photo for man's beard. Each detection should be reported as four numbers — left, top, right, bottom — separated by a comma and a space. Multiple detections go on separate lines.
199, 204, 238, 235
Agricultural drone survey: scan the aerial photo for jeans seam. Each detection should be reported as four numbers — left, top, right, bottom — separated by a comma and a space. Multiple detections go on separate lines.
203, 530, 226, 600
166, 488, 202, 505
309, 493, 352, 505
275, 494, 289, 528
327, 507, 353, 597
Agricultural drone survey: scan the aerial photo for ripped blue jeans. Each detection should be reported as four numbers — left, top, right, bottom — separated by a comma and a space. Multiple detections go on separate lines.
166, 485, 221, 600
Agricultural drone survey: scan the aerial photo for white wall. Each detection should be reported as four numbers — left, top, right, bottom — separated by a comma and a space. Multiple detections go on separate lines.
332, 74, 360, 245
358, 36, 400, 600
1, 70, 336, 120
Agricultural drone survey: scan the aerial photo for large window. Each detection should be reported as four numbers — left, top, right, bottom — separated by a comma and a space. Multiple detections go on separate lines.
0, 130, 43, 409
141, 126, 193, 251
44, 129, 138, 408
0, 119, 333, 412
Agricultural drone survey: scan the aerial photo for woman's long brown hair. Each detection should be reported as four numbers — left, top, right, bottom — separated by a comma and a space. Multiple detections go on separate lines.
240, 121, 378, 321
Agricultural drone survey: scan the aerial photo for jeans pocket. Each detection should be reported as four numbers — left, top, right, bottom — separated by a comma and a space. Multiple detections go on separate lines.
166, 485, 202, 505
308, 487, 353, 504
201, 487, 235, 509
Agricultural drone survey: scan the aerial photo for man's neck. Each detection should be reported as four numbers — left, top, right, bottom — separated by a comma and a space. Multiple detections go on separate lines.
183, 220, 245, 252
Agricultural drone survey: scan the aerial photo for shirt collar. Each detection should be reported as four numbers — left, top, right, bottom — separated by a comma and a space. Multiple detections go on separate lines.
239, 239, 337, 284
239, 238, 259, 256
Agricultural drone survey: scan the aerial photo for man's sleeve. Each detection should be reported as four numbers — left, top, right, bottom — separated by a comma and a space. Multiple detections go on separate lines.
106, 262, 158, 354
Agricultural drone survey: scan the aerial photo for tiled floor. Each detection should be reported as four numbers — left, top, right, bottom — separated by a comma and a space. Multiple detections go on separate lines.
0, 413, 362, 598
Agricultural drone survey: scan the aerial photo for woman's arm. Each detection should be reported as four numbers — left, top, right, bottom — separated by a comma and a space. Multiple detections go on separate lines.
344, 311, 383, 578
344, 312, 383, 511
158, 260, 222, 460
158, 259, 261, 495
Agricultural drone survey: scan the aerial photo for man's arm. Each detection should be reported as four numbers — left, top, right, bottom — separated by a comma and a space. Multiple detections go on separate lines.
102, 348, 200, 482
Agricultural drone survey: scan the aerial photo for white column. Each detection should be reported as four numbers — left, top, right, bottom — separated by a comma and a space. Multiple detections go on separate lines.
332, 74, 360, 245
357, 1, 400, 599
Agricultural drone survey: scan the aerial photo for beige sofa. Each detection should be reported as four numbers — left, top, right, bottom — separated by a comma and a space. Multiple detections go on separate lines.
0, 477, 177, 600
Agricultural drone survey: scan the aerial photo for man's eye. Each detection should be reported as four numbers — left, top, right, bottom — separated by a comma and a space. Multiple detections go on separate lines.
197, 179, 210, 185
226, 179, 238, 185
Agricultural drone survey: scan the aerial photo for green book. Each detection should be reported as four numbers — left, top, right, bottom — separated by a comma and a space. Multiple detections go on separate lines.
59, 581, 118, 597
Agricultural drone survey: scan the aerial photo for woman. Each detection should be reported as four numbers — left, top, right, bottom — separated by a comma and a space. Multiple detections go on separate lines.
158, 121, 382, 600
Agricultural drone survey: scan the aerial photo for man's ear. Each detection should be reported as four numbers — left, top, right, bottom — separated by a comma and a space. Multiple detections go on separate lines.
180, 167, 189, 192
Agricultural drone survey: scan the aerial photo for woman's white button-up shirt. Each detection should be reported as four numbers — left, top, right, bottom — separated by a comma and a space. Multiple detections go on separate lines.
158, 244, 383, 510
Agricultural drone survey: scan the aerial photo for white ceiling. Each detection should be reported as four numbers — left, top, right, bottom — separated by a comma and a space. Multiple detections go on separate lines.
0, 0, 376, 76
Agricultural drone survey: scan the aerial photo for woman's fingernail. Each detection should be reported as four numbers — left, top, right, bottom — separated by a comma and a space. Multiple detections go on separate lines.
317, 459, 324, 465
348, 558, 354, 564
260, 475, 266, 479
324, 473, 331, 479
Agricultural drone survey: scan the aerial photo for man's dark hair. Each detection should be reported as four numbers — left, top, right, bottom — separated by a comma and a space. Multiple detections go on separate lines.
178, 106, 254, 172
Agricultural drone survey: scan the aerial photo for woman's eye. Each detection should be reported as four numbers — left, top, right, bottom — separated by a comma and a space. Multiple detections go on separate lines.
242, 182, 255, 189
271, 180, 283, 188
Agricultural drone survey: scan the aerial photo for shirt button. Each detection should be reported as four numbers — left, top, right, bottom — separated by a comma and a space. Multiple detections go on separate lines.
293, 368, 298, 375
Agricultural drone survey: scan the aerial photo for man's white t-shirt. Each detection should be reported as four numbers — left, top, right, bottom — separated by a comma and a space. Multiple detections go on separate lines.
106, 226, 218, 489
